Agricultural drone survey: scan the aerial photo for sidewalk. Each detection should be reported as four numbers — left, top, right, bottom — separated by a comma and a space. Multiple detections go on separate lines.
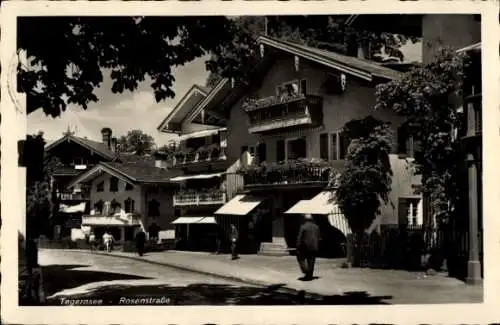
69, 249, 482, 304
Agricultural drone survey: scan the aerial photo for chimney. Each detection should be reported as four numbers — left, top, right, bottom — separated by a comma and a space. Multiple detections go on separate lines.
154, 151, 168, 169
101, 127, 112, 149
357, 41, 371, 60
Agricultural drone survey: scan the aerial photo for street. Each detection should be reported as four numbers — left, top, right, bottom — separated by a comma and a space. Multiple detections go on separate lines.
40, 249, 367, 305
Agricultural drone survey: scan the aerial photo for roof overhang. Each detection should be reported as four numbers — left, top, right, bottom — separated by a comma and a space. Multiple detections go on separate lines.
185, 78, 231, 125
44, 135, 115, 160
67, 163, 137, 190
258, 36, 373, 81
457, 42, 481, 53
157, 85, 208, 133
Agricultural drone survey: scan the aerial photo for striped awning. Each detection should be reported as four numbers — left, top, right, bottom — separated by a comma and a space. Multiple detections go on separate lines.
215, 194, 265, 216
285, 191, 352, 237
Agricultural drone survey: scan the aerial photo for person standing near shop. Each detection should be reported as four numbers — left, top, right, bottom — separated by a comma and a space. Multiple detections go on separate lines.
296, 214, 320, 280
135, 230, 146, 257
230, 224, 239, 260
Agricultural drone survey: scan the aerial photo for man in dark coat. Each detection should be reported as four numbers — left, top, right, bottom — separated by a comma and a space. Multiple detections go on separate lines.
296, 214, 321, 280
135, 230, 146, 256
230, 224, 239, 260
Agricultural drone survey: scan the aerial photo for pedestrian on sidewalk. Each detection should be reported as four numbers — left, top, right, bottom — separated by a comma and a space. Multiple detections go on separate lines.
103, 231, 114, 253
296, 214, 320, 280
230, 224, 239, 260
88, 231, 96, 253
135, 230, 146, 257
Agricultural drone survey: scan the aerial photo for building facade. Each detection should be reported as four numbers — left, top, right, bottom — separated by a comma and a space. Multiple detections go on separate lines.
209, 36, 422, 256
67, 158, 182, 243
347, 14, 483, 282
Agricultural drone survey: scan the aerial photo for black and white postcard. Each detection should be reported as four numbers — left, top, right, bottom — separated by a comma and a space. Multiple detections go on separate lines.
1, 1, 499, 324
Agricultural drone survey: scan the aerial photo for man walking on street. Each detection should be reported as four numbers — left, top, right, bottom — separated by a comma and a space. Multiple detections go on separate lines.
296, 214, 320, 280
230, 224, 239, 260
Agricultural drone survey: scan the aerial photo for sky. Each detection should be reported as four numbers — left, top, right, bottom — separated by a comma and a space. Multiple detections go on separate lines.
27, 55, 210, 147
27, 40, 422, 147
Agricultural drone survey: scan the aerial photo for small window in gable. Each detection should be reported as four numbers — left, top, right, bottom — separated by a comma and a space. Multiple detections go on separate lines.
109, 177, 119, 192
125, 183, 134, 191
96, 181, 104, 192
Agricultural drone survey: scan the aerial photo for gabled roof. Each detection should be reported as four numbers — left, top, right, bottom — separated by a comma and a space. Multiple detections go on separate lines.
45, 134, 115, 160
157, 84, 209, 133
258, 36, 403, 81
67, 160, 182, 189
184, 78, 231, 127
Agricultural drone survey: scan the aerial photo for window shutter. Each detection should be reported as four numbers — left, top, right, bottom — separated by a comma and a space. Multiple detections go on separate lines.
276, 139, 285, 162
338, 132, 349, 160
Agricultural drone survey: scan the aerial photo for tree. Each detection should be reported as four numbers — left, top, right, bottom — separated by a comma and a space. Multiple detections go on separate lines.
334, 116, 393, 267
117, 129, 156, 156
17, 16, 234, 117
375, 48, 468, 228
205, 15, 419, 86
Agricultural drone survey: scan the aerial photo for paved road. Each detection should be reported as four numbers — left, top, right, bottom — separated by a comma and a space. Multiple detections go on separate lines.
38, 249, 327, 305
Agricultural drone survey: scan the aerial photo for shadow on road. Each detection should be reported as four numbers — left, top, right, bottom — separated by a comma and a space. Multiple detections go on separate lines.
40, 264, 151, 298
43, 280, 393, 305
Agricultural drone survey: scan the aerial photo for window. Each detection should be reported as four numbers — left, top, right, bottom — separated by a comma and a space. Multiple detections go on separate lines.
319, 133, 329, 161
241, 145, 248, 155
148, 199, 160, 218
397, 126, 415, 158
257, 142, 267, 164
96, 181, 104, 192
248, 145, 256, 157
110, 199, 121, 214
124, 197, 135, 213
300, 80, 308, 95
93, 200, 104, 214
286, 137, 307, 161
330, 132, 349, 160
72, 157, 87, 166
406, 199, 421, 226
125, 183, 134, 191
109, 177, 119, 192
276, 139, 285, 162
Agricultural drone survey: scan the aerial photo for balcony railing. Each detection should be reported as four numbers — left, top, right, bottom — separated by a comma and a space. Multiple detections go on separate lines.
243, 94, 323, 134
57, 192, 89, 200
173, 190, 227, 206
240, 159, 344, 187
173, 146, 227, 166
82, 212, 141, 226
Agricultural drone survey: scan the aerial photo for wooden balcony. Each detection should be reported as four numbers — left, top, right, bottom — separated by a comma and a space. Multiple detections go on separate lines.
241, 159, 344, 189
173, 190, 227, 206
244, 94, 323, 134
57, 192, 90, 201
173, 146, 227, 167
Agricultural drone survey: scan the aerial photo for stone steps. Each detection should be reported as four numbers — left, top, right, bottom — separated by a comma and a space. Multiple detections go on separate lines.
258, 242, 290, 256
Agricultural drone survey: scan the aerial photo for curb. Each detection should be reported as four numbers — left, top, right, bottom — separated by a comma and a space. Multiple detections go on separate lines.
65, 250, 304, 296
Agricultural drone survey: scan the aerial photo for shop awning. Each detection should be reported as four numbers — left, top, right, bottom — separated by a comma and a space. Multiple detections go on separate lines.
81, 214, 141, 226
215, 194, 265, 216
171, 216, 204, 224
197, 216, 217, 224
170, 172, 224, 182
285, 191, 352, 236
59, 202, 86, 214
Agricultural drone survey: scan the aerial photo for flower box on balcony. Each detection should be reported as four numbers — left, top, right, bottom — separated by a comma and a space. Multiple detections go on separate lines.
240, 158, 341, 187
244, 94, 323, 134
